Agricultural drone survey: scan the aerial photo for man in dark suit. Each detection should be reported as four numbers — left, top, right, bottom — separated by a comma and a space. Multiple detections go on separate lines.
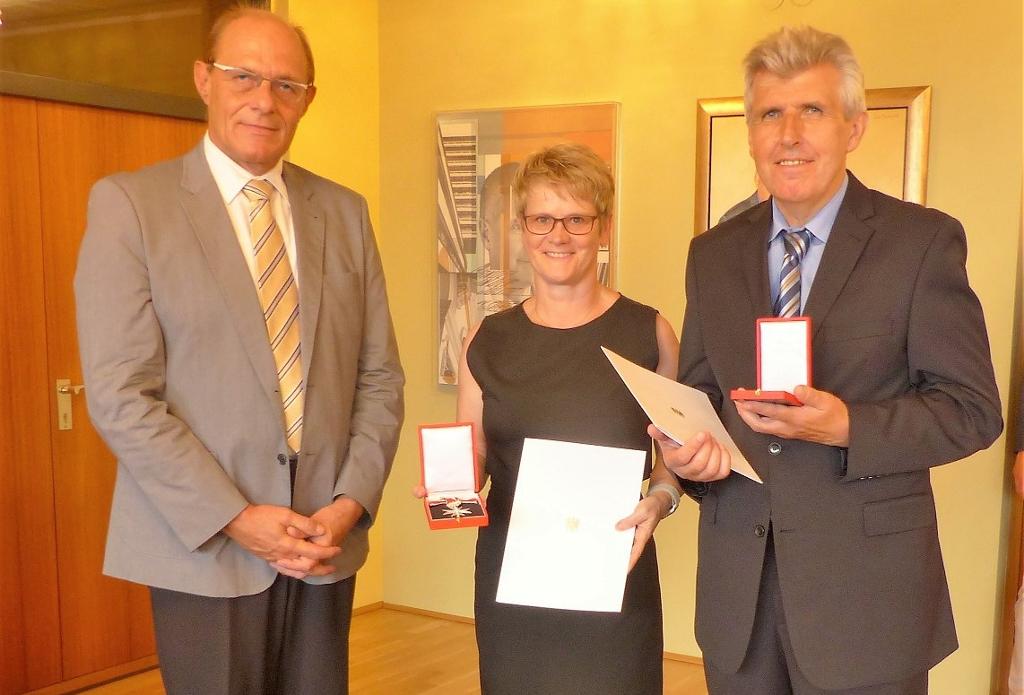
74, 8, 403, 694
654, 26, 1002, 693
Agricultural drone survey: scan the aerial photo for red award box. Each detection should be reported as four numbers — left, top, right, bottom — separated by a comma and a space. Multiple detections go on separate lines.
418, 422, 488, 530
730, 317, 812, 406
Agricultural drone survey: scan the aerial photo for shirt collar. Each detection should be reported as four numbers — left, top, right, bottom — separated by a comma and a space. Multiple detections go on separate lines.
769, 173, 849, 245
202, 132, 287, 206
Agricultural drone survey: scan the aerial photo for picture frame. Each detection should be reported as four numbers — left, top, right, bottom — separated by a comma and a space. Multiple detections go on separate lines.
694, 86, 931, 233
435, 102, 619, 385
0, 0, 266, 120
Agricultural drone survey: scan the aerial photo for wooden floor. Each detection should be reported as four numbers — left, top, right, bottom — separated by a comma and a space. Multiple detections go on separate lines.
81, 607, 708, 694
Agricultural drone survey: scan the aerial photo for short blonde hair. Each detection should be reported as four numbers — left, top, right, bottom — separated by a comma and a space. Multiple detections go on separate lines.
743, 26, 865, 120
512, 143, 614, 218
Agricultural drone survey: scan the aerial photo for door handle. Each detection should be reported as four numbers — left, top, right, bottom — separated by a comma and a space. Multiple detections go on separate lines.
56, 379, 85, 431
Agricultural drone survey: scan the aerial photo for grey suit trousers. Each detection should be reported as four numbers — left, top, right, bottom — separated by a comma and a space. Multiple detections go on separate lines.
150, 574, 356, 695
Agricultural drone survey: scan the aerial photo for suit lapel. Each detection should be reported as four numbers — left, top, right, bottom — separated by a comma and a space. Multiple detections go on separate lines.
736, 202, 773, 319
725, 206, 772, 483
178, 144, 281, 406
803, 174, 877, 341
284, 163, 326, 387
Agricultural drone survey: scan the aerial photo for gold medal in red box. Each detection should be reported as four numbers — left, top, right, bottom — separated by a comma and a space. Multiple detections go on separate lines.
419, 423, 489, 529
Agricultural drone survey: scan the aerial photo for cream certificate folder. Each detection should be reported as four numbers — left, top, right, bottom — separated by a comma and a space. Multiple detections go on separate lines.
602, 347, 762, 484
495, 437, 645, 613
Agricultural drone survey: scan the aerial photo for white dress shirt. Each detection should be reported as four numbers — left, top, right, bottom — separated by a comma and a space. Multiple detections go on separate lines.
767, 174, 849, 313
202, 133, 300, 288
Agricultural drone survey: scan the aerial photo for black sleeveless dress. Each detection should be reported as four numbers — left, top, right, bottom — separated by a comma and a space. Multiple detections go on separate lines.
467, 295, 664, 695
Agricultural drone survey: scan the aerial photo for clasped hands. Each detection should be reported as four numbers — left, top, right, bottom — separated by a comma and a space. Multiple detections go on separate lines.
224, 497, 365, 579
654, 385, 850, 481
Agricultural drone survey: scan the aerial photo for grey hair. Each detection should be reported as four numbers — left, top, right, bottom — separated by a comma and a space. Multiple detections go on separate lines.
743, 26, 865, 120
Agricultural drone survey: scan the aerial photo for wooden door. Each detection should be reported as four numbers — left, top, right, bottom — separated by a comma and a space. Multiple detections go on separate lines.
0, 94, 204, 692
0, 94, 64, 695
38, 100, 205, 682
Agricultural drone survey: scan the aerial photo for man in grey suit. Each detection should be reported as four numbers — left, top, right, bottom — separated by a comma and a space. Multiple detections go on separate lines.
74, 8, 403, 694
653, 26, 1002, 693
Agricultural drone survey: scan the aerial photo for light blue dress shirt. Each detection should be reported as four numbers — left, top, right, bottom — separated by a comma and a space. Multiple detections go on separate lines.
767, 174, 849, 313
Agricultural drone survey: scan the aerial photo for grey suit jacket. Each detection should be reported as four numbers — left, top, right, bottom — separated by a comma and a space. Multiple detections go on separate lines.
74, 143, 404, 598
679, 174, 1002, 689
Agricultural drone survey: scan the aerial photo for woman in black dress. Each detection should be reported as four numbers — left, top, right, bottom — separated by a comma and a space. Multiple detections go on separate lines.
456, 143, 683, 694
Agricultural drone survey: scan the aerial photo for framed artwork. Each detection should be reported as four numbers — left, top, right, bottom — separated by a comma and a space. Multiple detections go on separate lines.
694, 86, 931, 233
0, 0, 261, 119
435, 102, 619, 385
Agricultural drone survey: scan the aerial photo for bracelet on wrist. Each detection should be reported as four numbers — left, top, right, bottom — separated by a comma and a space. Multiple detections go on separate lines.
646, 483, 681, 517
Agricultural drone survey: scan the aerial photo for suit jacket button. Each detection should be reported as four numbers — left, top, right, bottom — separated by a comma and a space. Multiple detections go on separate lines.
768, 442, 782, 455
754, 523, 767, 537
277, 453, 288, 465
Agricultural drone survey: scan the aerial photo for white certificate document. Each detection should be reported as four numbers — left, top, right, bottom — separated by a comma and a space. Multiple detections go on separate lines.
495, 438, 645, 613
602, 347, 762, 484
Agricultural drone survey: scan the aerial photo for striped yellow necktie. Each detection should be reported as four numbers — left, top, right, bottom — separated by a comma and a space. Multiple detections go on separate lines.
242, 179, 304, 453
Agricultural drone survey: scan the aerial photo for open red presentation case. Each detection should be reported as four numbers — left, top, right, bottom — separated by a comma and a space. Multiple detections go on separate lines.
418, 422, 488, 530
730, 317, 812, 406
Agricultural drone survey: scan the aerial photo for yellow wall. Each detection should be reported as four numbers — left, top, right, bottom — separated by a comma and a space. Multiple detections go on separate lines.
290, 0, 1022, 690
287, 0, 384, 609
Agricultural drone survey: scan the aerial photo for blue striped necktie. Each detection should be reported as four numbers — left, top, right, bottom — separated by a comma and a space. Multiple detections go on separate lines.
774, 229, 811, 318
241, 179, 304, 453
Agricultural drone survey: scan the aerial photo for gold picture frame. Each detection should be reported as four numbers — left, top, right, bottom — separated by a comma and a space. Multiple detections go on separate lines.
694, 86, 932, 234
